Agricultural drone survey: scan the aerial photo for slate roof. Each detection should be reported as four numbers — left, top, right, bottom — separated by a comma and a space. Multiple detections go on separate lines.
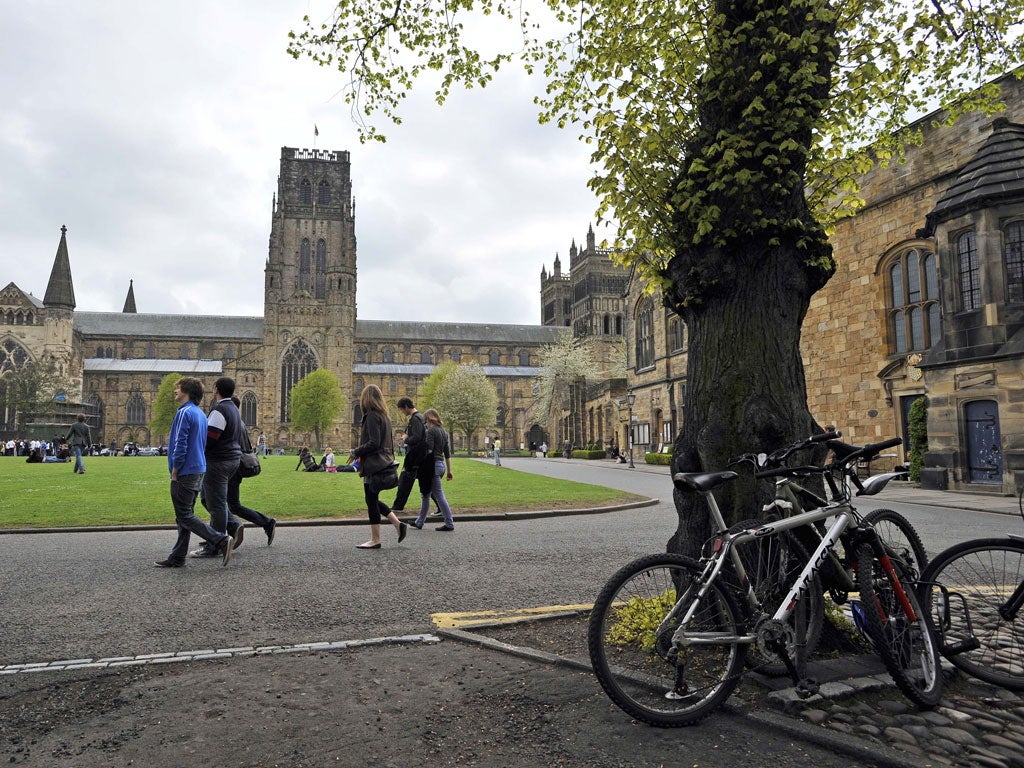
924, 118, 1024, 233
74, 312, 264, 339
354, 363, 544, 378
83, 358, 223, 373
355, 319, 563, 345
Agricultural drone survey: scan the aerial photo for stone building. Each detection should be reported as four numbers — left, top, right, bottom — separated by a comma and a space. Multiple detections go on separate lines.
0, 147, 560, 451
544, 72, 1024, 492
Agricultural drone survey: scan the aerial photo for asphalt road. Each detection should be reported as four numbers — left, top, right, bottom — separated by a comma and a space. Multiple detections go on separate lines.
4, 455, 1006, 767
2, 456, 1012, 667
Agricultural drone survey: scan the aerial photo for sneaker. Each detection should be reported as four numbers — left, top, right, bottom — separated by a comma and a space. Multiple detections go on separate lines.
154, 558, 185, 568
219, 536, 234, 566
435, 525, 454, 532
265, 519, 277, 546
189, 546, 217, 558
409, 520, 423, 530
232, 524, 245, 550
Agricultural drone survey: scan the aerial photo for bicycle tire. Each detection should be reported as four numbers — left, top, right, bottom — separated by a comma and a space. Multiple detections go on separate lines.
863, 508, 929, 575
733, 517, 825, 676
855, 542, 943, 708
588, 553, 746, 726
920, 537, 1024, 691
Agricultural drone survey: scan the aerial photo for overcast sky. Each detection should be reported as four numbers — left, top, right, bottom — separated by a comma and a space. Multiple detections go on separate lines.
0, 1, 605, 325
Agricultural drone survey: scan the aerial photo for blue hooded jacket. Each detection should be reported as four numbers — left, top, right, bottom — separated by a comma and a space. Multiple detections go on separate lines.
168, 400, 207, 477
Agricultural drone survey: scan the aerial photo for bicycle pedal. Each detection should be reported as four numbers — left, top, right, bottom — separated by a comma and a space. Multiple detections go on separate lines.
795, 678, 820, 698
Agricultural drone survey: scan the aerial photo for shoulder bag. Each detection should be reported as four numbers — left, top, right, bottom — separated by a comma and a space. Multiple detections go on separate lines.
238, 428, 262, 478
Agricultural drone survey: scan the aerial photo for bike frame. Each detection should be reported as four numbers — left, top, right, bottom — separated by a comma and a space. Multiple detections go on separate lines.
667, 495, 858, 647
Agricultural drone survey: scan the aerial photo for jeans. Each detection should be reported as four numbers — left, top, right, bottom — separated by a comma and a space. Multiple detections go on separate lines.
72, 445, 84, 472
167, 473, 227, 564
201, 458, 241, 535
415, 461, 454, 528
227, 469, 273, 529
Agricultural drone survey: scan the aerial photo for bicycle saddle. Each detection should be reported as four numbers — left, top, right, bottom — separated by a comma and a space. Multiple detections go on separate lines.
672, 471, 739, 493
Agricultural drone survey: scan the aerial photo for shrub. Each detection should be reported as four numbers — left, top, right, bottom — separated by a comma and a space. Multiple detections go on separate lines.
572, 449, 606, 459
908, 397, 928, 482
645, 451, 673, 465
606, 589, 678, 649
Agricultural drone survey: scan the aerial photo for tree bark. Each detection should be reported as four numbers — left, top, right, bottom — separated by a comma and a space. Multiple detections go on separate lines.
664, 0, 838, 557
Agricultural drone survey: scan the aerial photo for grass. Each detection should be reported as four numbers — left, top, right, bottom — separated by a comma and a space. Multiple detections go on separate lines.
0, 455, 641, 529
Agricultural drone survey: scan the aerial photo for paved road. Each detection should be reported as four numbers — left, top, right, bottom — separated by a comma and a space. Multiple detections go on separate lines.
3, 457, 1017, 767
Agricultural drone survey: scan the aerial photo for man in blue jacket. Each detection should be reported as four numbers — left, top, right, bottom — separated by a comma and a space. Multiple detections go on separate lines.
155, 377, 233, 567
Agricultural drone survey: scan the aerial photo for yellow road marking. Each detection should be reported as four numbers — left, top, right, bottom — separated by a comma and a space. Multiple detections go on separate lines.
432, 603, 593, 629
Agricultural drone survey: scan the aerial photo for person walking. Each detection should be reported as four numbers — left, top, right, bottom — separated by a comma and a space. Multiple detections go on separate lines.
352, 384, 407, 549
225, 395, 277, 545
493, 436, 502, 467
155, 377, 233, 567
389, 397, 427, 512
64, 413, 91, 474
256, 431, 267, 458
410, 409, 455, 532
192, 377, 244, 558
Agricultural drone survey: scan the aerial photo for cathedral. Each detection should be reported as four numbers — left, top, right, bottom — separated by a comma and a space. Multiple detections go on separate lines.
0, 147, 562, 451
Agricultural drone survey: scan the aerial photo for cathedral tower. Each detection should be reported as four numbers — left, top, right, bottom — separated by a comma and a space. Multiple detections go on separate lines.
262, 147, 358, 445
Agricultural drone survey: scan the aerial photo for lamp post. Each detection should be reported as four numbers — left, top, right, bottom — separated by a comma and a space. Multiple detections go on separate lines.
626, 391, 636, 469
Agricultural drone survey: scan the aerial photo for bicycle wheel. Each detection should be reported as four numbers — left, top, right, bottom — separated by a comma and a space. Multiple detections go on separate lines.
920, 537, 1024, 691
588, 553, 746, 726
732, 518, 825, 676
863, 508, 929, 575
855, 543, 943, 708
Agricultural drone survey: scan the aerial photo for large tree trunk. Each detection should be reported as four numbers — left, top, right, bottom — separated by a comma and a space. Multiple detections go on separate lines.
664, 0, 838, 557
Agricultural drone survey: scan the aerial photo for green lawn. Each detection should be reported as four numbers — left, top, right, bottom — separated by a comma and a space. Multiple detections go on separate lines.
0, 455, 640, 528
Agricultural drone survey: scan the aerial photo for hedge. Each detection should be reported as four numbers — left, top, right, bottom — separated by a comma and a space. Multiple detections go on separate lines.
645, 452, 673, 465
572, 449, 607, 460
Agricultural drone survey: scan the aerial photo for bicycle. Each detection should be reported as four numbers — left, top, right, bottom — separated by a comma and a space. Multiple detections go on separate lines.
919, 485, 1024, 691
588, 433, 942, 726
729, 434, 928, 675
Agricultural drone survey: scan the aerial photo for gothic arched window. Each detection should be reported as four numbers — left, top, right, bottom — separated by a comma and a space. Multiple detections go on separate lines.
240, 392, 257, 426
315, 239, 327, 299
488, 349, 500, 366
957, 232, 980, 311
382, 348, 394, 363
888, 245, 941, 354
635, 297, 655, 370
300, 178, 312, 204
299, 239, 311, 292
420, 348, 432, 364
317, 180, 331, 204
146, 343, 155, 359
451, 349, 461, 362
280, 340, 318, 422
96, 346, 105, 358
519, 350, 529, 366
355, 347, 367, 363
125, 392, 147, 425
0, 338, 31, 374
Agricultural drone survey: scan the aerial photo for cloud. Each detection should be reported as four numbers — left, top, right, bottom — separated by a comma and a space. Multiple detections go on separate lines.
0, 1, 603, 324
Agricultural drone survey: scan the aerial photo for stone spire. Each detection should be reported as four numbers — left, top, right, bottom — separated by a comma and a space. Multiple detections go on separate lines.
43, 225, 76, 309
122, 279, 137, 313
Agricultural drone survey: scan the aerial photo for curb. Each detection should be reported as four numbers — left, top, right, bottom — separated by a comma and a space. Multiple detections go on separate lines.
440, 621, 931, 768
0, 497, 660, 535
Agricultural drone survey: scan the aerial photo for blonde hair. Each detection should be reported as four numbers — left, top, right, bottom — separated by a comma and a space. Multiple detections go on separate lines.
360, 384, 387, 415
423, 408, 444, 427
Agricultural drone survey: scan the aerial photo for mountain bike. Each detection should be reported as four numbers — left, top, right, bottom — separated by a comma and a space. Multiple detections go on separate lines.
588, 434, 942, 726
919, 485, 1024, 691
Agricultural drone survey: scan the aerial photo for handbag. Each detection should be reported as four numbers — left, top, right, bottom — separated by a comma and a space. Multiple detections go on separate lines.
368, 461, 399, 493
238, 429, 262, 478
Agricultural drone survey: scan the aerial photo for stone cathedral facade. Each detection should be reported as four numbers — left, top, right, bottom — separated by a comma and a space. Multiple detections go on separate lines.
0, 147, 561, 450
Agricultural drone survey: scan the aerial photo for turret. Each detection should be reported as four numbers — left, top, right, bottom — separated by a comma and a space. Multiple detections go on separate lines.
122, 279, 137, 313
43, 225, 76, 310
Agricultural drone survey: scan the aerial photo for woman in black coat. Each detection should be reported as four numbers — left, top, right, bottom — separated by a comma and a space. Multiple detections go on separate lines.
351, 384, 407, 549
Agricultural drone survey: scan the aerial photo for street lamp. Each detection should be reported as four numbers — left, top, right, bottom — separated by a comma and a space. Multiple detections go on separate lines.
626, 391, 636, 469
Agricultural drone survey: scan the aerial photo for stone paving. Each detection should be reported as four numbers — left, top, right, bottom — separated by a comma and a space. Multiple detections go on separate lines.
771, 670, 1024, 767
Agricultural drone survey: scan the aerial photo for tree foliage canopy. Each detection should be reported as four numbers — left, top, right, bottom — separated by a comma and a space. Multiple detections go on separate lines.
425, 362, 499, 446
289, 0, 1024, 286
149, 373, 182, 441
289, 369, 347, 450
0, 357, 76, 433
535, 331, 602, 429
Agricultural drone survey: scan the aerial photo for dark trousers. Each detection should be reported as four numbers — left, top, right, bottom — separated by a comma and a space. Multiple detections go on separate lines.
390, 467, 419, 510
